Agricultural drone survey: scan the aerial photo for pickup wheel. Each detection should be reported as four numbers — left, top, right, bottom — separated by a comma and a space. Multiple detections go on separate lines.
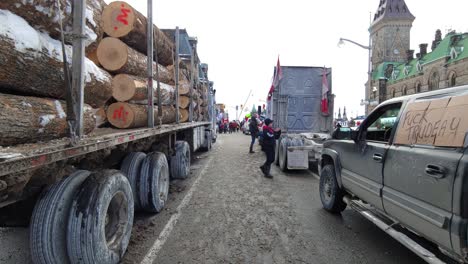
170, 141, 191, 179
319, 164, 347, 213
67, 170, 134, 264
139, 152, 170, 213
30, 170, 90, 264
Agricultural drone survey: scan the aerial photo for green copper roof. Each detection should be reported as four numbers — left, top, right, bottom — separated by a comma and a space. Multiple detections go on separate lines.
372, 32, 468, 83
447, 33, 468, 63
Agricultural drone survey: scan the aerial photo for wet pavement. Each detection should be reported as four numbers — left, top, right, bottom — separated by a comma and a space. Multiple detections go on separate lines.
0, 132, 427, 264
125, 132, 424, 264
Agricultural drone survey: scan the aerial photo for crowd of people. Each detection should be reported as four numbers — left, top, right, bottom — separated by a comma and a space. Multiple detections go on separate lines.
217, 119, 241, 134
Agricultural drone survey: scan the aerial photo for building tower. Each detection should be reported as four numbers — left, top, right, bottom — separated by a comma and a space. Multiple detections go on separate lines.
368, 0, 415, 110
343, 106, 348, 121
370, 0, 415, 65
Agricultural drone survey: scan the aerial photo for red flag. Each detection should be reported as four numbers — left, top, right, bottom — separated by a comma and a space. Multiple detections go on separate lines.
321, 67, 329, 114
267, 84, 274, 101
273, 56, 283, 87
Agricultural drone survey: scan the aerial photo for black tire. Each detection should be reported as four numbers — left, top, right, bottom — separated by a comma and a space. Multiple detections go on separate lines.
319, 164, 347, 213
200, 131, 212, 152
67, 170, 134, 264
279, 138, 289, 171
207, 131, 212, 150
139, 152, 170, 213
30, 170, 90, 264
274, 138, 281, 166
120, 152, 146, 210
170, 141, 191, 179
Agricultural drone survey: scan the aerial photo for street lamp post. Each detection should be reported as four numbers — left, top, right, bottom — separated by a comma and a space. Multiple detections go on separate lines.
338, 36, 372, 115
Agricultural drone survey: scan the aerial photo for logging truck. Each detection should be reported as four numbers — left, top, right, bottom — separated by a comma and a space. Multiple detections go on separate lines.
267, 66, 334, 171
0, 1, 215, 263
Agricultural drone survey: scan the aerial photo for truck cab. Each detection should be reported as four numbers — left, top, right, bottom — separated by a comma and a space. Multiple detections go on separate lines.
319, 84, 468, 262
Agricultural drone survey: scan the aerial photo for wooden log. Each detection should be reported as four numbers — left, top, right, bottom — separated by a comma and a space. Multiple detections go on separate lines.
0, 10, 113, 108
179, 108, 189, 123
167, 65, 189, 83
178, 82, 190, 96
178, 96, 190, 109
0, 0, 106, 56
93, 107, 108, 128
0, 94, 95, 146
97, 37, 173, 83
101, 1, 173, 66
106, 102, 177, 129
112, 74, 174, 105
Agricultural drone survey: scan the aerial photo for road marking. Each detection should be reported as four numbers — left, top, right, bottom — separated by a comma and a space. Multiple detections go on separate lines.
140, 156, 214, 264
308, 171, 320, 180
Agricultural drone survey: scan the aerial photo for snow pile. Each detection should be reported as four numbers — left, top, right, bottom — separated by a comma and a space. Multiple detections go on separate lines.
21, 101, 32, 108
54, 100, 66, 118
0, 9, 42, 54
39, 114, 56, 127
0, 9, 110, 85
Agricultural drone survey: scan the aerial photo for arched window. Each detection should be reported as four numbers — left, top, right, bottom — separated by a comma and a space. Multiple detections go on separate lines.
402, 85, 407, 95
449, 72, 457, 87
429, 71, 440, 91
416, 82, 422, 93
392, 89, 396, 98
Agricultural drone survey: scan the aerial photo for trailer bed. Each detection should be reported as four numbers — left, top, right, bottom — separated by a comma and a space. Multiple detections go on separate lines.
0, 122, 210, 177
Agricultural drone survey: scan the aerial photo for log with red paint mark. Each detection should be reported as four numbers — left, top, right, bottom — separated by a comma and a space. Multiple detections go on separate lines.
106, 102, 178, 129
101, 1, 174, 66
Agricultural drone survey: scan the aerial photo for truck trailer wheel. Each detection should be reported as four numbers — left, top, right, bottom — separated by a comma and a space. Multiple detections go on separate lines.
274, 138, 281, 166
139, 152, 170, 213
200, 131, 212, 151
279, 138, 289, 171
170, 141, 191, 179
319, 165, 347, 213
30, 170, 90, 264
67, 170, 134, 264
120, 152, 146, 210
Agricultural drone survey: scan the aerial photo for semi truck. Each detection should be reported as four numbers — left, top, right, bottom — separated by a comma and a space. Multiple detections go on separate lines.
0, 1, 216, 263
267, 66, 334, 171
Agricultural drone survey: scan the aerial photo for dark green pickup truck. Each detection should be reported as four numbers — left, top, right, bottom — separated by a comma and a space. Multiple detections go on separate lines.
319, 84, 468, 263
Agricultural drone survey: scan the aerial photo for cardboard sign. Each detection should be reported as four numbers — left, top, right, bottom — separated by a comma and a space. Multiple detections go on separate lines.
394, 94, 468, 147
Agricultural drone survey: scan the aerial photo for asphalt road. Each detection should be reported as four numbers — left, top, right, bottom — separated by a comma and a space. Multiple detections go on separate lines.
0, 132, 427, 264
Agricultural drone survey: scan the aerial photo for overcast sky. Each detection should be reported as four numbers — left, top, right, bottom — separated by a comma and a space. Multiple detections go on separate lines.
113, 0, 468, 119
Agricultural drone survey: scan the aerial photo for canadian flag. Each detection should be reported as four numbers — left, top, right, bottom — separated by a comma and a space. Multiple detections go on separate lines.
273, 56, 283, 87
321, 67, 329, 114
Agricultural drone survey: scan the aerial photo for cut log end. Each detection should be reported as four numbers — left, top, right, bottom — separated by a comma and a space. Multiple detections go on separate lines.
102, 1, 137, 38
179, 108, 189, 123
112, 74, 137, 102
178, 96, 190, 109
97, 37, 129, 72
106, 102, 135, 129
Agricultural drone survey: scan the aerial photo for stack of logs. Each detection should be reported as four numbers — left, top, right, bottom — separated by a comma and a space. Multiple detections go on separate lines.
0, 1, 208, 146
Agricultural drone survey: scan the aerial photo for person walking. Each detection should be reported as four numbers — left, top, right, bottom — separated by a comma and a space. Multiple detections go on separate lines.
260, 118, 281, 178
248, 114, 259, 153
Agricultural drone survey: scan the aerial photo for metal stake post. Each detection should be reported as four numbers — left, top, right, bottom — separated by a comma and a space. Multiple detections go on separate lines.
147, 0, 154, 128
175, 27, 180, 124
70, 0, 86, 139
189, 49, 195, 122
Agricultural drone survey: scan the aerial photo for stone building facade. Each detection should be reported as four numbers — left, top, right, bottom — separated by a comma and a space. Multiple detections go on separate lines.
366, 0, 468, 113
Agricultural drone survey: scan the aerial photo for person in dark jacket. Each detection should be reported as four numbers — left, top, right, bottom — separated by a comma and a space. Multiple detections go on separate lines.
248, 115, 259, 153
260, 118, 281, 178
